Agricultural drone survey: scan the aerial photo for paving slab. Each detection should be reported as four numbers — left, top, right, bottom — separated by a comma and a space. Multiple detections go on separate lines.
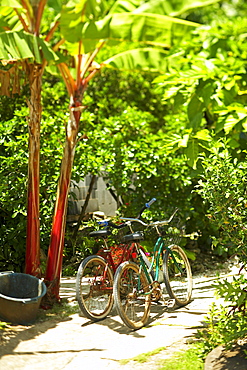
0, 266, 238, 369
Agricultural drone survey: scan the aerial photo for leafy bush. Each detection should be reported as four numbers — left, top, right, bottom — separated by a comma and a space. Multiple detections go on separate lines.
194, 141, 247, 358
196, 142, 247, 261
74, 104, 201, 242
196, 273, 247, 358
0, 107, 29, 271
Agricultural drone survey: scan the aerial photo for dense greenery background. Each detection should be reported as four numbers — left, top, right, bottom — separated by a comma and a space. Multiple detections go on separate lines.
1, 0, 247, 272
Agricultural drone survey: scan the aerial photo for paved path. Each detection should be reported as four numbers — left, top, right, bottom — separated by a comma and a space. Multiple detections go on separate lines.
0, 265, 238, 370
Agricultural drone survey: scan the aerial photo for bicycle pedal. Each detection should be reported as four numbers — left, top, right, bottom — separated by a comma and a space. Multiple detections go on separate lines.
164, 299, 176, 308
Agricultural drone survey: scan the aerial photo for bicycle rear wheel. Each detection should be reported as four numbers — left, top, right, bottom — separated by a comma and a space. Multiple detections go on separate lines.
163, 245, 192, 306
76, 255, 114, 321
113, 261, 151, 330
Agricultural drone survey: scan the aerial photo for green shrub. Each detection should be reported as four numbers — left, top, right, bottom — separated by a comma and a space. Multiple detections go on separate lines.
196, 274, 247, 358
0, 107, 29, 271
196, 142, 247, 261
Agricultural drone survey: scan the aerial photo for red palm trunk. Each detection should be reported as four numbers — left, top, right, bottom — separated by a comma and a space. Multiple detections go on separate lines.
44, 100, 81, 303
25, 64, 43, 277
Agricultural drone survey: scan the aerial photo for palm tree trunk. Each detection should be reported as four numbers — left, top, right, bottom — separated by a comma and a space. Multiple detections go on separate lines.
44, 101, 81, 303
25, 63, 43, 277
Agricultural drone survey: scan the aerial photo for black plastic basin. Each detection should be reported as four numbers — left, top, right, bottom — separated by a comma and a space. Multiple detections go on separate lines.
0, 272, 47, 325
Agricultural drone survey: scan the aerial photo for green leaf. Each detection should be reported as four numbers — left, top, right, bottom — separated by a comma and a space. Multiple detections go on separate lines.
170, 0, 222, 17
0, 31, 59, 62
193, 129, 212, 141
223, 112, 247, 134
48, 0, 63, 13
196, 79, 217, 107
109, 0, 140, 14
163, 85, 181, 99
131, 0, 222, 18
185, 139, 199, 169
103, 47, 168, 72
179, 133, 190, 147
183, 249, 196, 260
162, 133, 184, 150
0, 0, 22, 8
187, 95, 204, 130
0, 31, 33, 59
39, 38, 60, 62
61, 8, 199, 48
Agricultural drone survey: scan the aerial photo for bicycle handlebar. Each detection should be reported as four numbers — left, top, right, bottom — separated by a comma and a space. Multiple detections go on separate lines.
120, 208, 179, 228
98, 198, 157, 229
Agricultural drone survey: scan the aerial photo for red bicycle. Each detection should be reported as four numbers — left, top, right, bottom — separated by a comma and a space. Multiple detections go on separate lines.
76, 199, 155, 321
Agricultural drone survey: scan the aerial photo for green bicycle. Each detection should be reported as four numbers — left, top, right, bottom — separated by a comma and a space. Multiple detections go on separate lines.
113, 209, 193, 330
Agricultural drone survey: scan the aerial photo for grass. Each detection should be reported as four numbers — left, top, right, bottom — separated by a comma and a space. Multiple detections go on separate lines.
158, 346, 204, 370
37, 300, 79, 322
120, 345, 203, 370
0, 321, 8, 329
120, 347, 166, 364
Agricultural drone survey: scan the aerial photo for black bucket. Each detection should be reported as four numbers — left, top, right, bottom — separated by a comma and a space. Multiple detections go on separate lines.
0, 272, 47, 325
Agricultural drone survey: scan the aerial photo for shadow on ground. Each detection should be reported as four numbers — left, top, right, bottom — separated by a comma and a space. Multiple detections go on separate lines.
0, 315, 72, 358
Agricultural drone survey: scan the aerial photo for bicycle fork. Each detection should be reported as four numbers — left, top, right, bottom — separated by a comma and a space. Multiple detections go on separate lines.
136, 248, 163, 301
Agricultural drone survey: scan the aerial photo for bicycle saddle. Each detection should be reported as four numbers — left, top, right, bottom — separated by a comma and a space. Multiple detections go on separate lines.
89, 229, 112, 238
121, 232, 144, 243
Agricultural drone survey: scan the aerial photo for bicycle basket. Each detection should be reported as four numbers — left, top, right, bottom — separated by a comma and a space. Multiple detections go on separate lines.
161, 213, 185, 246
96, 243, 125, 265
111, 244, 126, 266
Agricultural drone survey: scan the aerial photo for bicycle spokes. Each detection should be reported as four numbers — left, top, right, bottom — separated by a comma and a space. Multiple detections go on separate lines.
163, 245, 192, 306
76, 256, 114, 320
114, 262, 151, 330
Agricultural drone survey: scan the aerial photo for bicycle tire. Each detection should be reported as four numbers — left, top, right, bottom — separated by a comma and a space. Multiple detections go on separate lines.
163, 244, 192, 306
113, 261, 151, 330
76, 255, 114, 321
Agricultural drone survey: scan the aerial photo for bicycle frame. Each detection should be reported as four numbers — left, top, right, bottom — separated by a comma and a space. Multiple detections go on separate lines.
97, 239, 139, 275
120, 210, 185, 284
90, 263, 112, 293
135, 234, 184, 297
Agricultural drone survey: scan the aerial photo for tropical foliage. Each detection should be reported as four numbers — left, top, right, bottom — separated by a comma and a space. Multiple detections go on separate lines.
195, 271, 247, 359
153, 16, 247, 168
196, 143, 247, 261
0, 0, 246, 307
0, 0, 206, 302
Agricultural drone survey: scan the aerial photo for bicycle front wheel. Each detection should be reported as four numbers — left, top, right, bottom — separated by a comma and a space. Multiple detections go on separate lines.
163, 245, 192, 306
113, 261, 151, 330
76, 255, 114, 321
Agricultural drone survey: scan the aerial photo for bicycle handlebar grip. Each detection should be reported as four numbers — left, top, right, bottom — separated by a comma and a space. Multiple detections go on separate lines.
98, 220, 127, 229
137, 197, 156, 218
98, 221, 109, 227
146, 198, 156, 208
